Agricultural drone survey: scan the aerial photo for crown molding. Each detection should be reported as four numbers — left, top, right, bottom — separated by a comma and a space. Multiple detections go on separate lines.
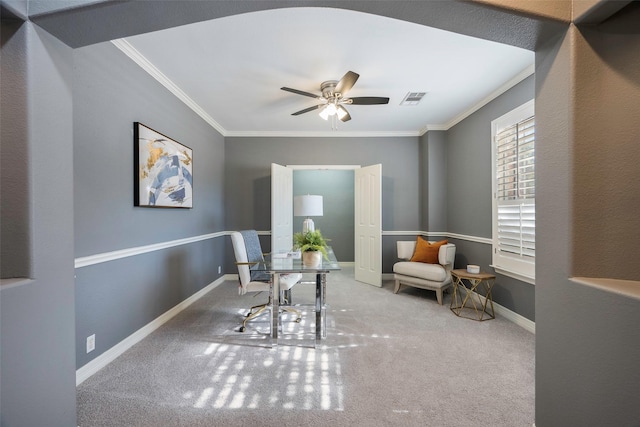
419, 63, 534, 136
287, 165, 361, 170
442, 64, 535, 130
418, 124, 449, 136
111, 39, 226, 136
224, 130, 421, 138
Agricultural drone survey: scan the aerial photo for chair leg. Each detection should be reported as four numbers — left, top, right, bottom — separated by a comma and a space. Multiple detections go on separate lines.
279, 290, 301, 322
283, 289, 292, 305
394, 280, 401, 294
241, 297, 303, 332
247, 302, 267, 316
281, 306, 302, 323
240, 304, 269, 332
436, 289, 443, 305
241, 291, 305, 332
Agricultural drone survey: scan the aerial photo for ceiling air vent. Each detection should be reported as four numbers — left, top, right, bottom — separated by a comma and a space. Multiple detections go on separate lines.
400, 92, 427, 106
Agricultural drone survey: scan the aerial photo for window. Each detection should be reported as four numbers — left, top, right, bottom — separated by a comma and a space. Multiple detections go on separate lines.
491, 100, 535, 283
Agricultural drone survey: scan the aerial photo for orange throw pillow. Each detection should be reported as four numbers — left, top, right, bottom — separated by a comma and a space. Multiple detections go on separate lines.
410, 237, 448, 264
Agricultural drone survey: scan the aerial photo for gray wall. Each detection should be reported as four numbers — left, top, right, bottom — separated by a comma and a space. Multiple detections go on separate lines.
447, 75, 535, 238
445, 75, 536, 320
0, 23, 77, 426
224, 136, 422, 271
73, 41, 226, 368
293, 170, 355, 262
422, 130, 448, 232
535, 4, 640, 426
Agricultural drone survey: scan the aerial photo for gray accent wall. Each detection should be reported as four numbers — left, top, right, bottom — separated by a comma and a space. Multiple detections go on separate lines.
73, 41, 226, 369
1, 19, 30, 278
293, 170, 355, 262
224, 136, 422, 271
447, 75, 535, 239
421, 130, 448, 232
225, 137, 421, 231
445, 75, 536, 321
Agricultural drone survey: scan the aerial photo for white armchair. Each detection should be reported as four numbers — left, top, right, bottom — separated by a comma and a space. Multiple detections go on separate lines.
392, 240, 456, 305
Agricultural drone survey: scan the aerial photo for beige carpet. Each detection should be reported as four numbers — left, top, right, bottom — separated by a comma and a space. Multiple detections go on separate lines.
77, 268, 535, 426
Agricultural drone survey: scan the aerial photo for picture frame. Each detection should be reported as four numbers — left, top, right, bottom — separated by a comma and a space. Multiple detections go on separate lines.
134, 122, 193, 208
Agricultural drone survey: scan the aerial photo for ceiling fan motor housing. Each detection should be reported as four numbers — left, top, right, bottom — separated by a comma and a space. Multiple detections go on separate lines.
321, 80, 339, 99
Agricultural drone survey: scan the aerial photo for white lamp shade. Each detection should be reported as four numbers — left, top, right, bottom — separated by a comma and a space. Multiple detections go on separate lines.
294, 195, 323, 217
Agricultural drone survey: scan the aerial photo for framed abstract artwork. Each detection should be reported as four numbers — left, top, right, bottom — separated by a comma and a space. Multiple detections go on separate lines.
134, 122, 193, 208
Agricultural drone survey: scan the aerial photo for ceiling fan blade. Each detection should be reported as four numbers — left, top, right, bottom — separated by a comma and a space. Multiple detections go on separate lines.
335, 71, 359, 95
291, 104, 322, 116
348, 96, 390, 105
281, 87, 320, 99
337, 105, 351, 122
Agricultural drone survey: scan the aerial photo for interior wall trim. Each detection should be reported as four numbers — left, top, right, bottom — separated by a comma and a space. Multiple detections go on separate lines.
444, 232, 492, 245
382, 230, 492, 245
74, 231, 227, 268
437, 63, 536, 133
75, 275, 229, 385
473, 290, 536, 333
382, 230, 428, 236
226, 130, 421, 137
74, 230, 490, 269
0, 278, 34, 291
111, 39, 225, 135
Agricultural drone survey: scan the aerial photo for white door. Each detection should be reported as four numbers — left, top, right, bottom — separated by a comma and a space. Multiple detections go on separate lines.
271, 163, 293, 253
355, 164, 382, 287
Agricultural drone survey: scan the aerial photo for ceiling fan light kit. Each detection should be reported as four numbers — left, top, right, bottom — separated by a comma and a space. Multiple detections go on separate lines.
281, 71, 389, 127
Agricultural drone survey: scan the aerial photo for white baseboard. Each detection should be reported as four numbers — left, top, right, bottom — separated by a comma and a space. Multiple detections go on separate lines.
469, 290, 535, 333
384, 274, 535, 334
497, 300, 535, 333
76, 275, 227, 385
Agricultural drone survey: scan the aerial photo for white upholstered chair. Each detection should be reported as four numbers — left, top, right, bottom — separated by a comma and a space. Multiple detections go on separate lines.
230, 230, 302, 332
392, 240, 456, 305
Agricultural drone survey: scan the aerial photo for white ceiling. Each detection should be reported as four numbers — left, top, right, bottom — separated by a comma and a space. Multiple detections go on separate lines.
120, 7, 534, 137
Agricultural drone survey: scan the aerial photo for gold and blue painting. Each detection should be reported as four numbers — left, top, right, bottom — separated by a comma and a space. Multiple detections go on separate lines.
134, 122, 193, 208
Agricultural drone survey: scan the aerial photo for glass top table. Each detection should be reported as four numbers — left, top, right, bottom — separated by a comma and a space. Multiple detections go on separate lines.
250, 247, 340, 345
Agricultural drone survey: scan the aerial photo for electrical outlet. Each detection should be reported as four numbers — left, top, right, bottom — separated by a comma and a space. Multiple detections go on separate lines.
86, 334, 95, 353
218, 265, 221, 274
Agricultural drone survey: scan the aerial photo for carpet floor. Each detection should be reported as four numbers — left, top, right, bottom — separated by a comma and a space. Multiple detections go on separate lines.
77, 267, 535, 426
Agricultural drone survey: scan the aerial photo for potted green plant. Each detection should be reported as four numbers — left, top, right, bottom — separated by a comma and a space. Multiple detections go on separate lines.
293, 229, 329, 267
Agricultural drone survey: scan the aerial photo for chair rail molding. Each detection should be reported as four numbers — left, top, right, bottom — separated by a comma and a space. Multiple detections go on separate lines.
381, 230, 492, 245
74, 231, 227, 268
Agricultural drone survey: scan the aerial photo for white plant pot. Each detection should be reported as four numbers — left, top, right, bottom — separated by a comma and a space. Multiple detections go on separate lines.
302, 251, 322, 267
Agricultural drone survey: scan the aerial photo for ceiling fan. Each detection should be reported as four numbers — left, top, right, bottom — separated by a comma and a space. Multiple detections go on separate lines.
281, 71, 389, 123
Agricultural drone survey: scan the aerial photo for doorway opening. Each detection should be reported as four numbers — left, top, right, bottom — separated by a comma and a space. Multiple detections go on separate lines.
292, 167, 356, 263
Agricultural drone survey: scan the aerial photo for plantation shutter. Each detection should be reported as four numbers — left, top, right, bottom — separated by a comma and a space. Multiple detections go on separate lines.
495, 116, 535, 261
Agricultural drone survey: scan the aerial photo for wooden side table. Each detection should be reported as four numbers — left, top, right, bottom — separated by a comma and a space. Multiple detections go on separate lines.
450, 269, 496, 321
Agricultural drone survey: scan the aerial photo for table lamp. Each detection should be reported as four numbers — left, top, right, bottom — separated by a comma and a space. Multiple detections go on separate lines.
294, 195, 323, 233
